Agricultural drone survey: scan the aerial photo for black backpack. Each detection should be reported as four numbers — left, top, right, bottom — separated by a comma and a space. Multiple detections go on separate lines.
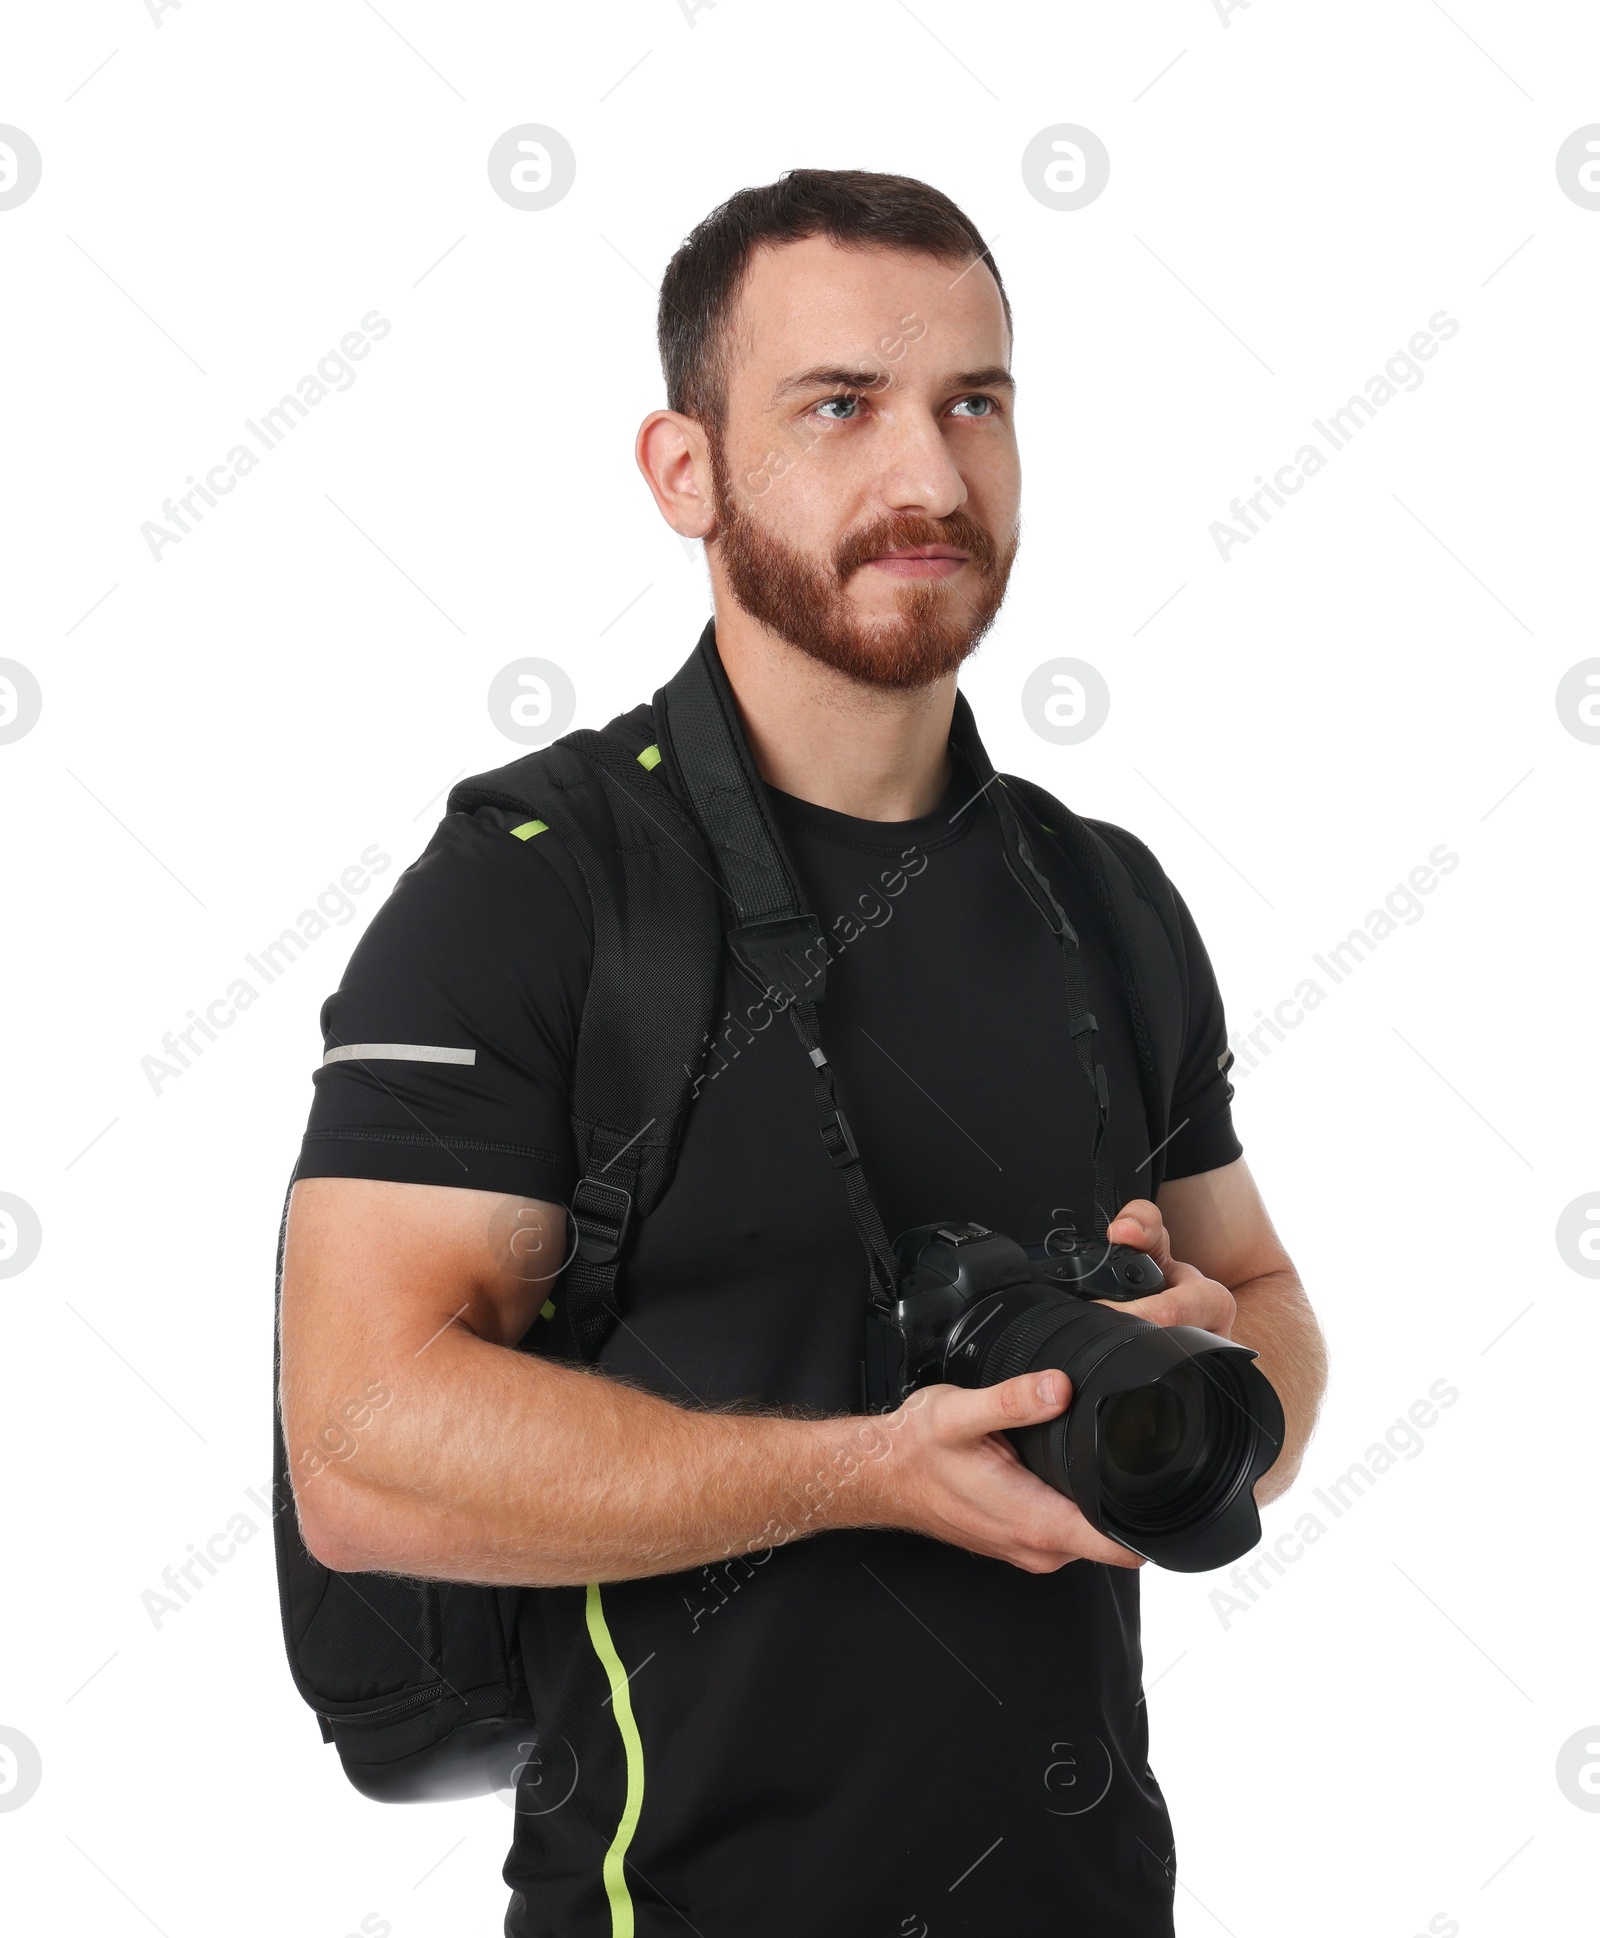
271, 618, 1208, 1800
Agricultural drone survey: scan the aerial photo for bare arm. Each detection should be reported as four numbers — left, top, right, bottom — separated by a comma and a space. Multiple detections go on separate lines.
279, 1177, 1145, 1589
1110, 1156, 1328, 1504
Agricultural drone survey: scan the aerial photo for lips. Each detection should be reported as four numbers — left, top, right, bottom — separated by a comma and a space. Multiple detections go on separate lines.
870, 545, 968, 563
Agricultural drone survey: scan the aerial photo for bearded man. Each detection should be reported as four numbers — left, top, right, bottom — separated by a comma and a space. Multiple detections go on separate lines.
280, 167, 1325, 1938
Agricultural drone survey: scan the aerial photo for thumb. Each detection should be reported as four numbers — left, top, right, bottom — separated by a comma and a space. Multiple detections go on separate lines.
967, 1368, 1073, 1436
1107, 1198, 1175, 1276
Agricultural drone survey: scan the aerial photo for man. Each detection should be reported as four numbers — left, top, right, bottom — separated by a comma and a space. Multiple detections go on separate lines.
281, 168, 1327, 1935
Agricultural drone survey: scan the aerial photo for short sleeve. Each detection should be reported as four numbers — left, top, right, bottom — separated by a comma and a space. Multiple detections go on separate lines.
294, 805, 592, 1203
1157, 877, 1244, 1182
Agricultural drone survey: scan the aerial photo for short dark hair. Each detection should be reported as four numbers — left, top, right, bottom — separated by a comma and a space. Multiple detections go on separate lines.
657, 167, 1011, 442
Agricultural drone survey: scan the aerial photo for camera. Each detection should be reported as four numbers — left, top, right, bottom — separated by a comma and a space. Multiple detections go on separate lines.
862, 1220, 1285, 1572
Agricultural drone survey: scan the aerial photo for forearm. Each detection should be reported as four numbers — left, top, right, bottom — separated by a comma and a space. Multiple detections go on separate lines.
296, 1332, 884, 1588
1228, 1268, 1327, 1504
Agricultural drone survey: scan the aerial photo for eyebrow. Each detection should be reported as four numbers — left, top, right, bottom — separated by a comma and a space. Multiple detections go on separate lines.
769, 363, 1016, 405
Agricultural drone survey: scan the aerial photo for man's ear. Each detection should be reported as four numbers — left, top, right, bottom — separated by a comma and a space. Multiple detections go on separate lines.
636, 409, 717, 542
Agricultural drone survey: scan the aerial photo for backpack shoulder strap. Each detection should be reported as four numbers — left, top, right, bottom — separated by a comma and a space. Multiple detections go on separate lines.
997, 774, 1189, 1198
447, 710, 723, 1361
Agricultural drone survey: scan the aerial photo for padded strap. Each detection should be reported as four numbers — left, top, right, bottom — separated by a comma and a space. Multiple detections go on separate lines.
656, 619, 812, 933
450, 725, 724, 1363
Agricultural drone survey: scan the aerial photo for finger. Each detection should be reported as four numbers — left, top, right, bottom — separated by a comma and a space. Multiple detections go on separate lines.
1016, 1497, 1148, 1572
1100, 1279, 1235, 1336
1107, 1199, 1172, 1271
1068, 1526, 1147, 1570
1096, 1291, 1185, 1330
1053, 1498, 1148, 1569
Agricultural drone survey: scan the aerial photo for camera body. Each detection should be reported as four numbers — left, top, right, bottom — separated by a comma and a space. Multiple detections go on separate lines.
863, 1221, 1284, 1573
864, 1220, 1165, 1407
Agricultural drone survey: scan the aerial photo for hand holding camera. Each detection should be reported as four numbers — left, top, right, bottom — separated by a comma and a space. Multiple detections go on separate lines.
855, 1366, 1156, 1574
1101, 1199, 1238, 1341
861, 1201, 1284, 1573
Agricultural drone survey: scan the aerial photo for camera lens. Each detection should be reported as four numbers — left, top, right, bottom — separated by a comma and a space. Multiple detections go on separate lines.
1096, 1359, 1250, 1534
1101, 1381, 1190, 1478
934, 1260, 1285, 1570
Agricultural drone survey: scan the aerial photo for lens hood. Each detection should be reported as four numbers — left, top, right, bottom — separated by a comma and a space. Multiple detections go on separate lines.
1010, 1322, 1284, 1572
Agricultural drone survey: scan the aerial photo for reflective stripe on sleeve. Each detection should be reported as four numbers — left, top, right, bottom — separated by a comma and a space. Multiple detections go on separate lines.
321, 1043, 477, 1067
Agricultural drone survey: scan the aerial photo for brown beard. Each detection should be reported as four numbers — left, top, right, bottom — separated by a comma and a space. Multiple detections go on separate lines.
706, 432, 1019, 692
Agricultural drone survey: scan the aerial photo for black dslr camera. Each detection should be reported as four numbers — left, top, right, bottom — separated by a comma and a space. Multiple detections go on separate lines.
863, 1221, 1284, 1572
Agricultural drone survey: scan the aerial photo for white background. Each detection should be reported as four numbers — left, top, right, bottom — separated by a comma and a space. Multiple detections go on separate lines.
2, 2, 1597, 1934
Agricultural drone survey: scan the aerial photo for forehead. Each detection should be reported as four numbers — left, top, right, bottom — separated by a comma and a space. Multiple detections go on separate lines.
723, 233, 1009, 405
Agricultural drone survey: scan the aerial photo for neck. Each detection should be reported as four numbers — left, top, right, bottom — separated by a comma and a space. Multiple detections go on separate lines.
711, 609, 956, 821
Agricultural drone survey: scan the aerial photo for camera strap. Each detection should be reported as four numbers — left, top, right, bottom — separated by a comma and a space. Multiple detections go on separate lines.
946, 694, 1121, 1242
656, 628, 900, 1303
788, 995, 901, 1302
655, 622, 1122, 1290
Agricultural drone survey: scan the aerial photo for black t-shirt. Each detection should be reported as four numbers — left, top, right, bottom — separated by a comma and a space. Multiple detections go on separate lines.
297, 709, 1242, 1938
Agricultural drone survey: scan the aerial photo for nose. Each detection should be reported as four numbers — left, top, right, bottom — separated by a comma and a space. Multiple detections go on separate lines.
872, 402, 969, 523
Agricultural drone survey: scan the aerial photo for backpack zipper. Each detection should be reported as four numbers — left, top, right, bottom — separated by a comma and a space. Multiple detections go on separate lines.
318, 1679, 451, 1726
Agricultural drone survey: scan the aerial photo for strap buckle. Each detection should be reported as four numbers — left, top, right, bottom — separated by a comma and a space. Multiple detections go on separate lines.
570, 1175, 634, 1265
729, 915, 828, 1005
819, 1108, 860, 1166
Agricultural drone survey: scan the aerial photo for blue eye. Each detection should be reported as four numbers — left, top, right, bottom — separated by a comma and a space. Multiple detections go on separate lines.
811, 391, 1002, 423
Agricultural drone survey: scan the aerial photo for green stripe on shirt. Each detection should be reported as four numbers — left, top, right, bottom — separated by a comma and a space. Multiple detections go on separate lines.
584, 1582, 645, 1936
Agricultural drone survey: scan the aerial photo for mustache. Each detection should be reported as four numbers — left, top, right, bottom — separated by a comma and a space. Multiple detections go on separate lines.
836, 511, 1002, 578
